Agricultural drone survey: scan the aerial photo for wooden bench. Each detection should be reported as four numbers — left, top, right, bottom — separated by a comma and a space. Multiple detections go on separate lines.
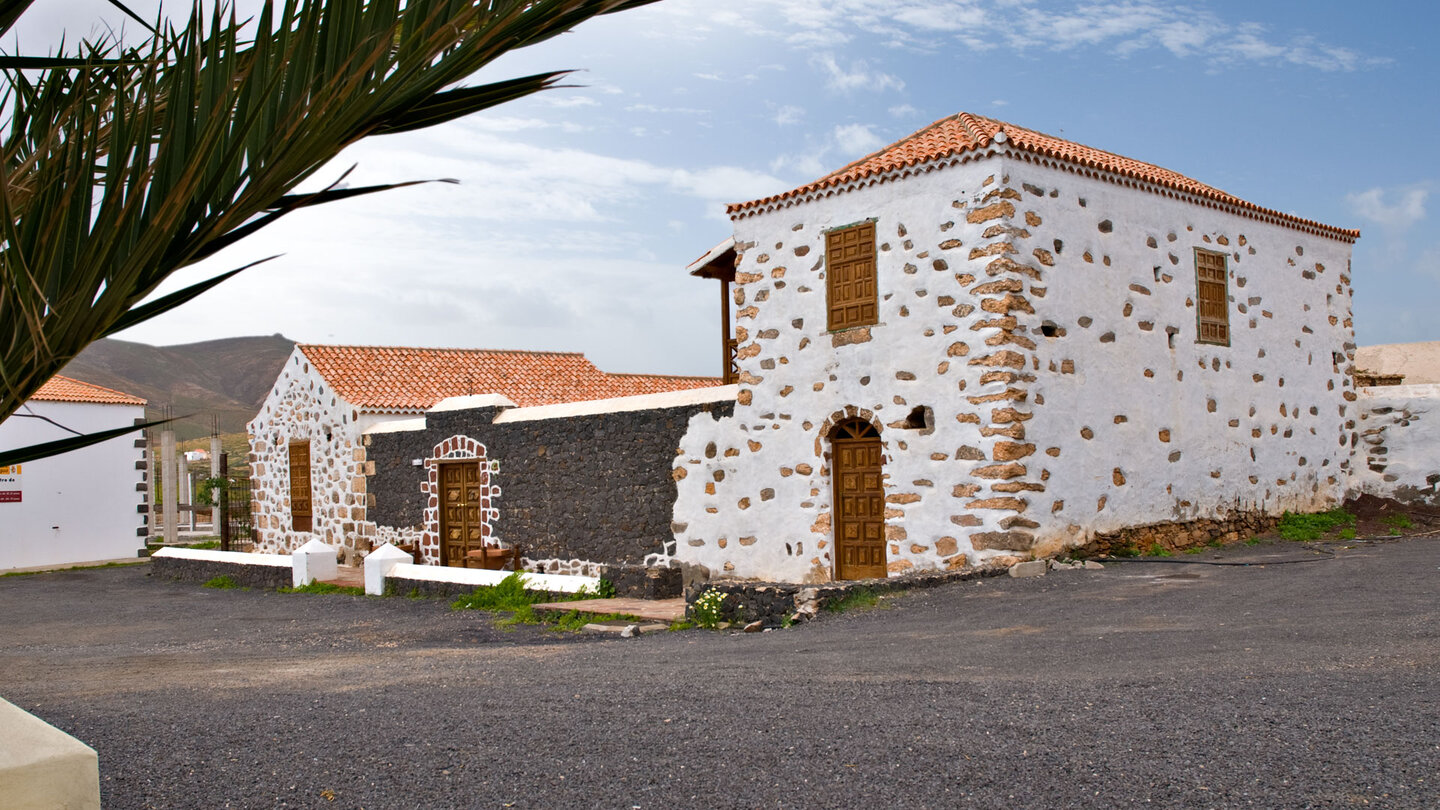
465, 544, 523, 572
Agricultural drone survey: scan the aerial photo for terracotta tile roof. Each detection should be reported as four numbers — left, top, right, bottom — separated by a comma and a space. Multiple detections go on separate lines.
298, 345, 720, 411
32, 375, 146, 406
729, 112, 1359, 242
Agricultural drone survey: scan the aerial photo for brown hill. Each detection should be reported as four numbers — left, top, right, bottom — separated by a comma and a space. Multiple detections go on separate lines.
61, 334, 295, 440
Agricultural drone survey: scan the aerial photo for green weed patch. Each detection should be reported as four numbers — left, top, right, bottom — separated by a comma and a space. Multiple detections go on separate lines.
1277, 509, 1356, 541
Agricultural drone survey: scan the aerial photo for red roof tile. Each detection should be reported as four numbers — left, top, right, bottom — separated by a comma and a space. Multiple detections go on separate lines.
729, 112, 1358, 242
32, 375, 146, 406
298, 345, 719, 411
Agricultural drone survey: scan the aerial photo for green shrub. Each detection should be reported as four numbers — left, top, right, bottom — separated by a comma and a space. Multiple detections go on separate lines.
1277, 509, 1356, 541
202, 575, 240, 589
1145, 543, 1173, 558
450, 572, 549, 612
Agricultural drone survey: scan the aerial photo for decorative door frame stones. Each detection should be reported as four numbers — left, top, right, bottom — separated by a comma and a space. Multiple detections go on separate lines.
419, 435, 500, 565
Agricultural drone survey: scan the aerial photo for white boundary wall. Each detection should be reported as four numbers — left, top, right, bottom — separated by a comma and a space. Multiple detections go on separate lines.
1350, 384, 1440, 505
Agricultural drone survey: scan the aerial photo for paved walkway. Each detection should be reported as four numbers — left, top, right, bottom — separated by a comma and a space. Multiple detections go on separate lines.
532, 596, 686, 622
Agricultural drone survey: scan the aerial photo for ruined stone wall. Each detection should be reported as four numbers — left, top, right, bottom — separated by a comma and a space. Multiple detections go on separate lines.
363, 394, 734, 574
673, 150, 1355, 584
673, 156, 1040, 583
247, 347, 385, 555
1014, 159, 1356, 554
1349, 384, 1440, 506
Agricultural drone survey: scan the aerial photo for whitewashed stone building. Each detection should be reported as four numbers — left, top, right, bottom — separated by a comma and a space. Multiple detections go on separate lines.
247, 344, 715, 562
674, 112, 1361, 584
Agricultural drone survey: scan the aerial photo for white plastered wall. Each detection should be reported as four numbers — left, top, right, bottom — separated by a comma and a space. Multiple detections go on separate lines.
1013, 158, 1355, 553
673, 150, 1355, 583
0, 400, 146, 569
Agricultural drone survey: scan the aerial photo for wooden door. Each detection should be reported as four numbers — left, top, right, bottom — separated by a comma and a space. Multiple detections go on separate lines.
438, 461, 486, 567
288, 440, 312, 532
832, 420, 886, 579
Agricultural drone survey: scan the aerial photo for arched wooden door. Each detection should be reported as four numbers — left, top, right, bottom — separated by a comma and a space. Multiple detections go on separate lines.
831, 419, 886, 579
439, 461, 486, 567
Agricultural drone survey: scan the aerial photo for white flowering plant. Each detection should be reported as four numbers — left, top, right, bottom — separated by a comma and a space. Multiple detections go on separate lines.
690, 589, 728, 629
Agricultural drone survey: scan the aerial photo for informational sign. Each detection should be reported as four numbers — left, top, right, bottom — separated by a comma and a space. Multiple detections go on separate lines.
0, 464, 20, 503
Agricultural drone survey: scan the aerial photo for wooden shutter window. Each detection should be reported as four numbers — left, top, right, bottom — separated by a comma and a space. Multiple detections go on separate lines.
1195, 248, 1229, 346
288, 440, 313, 532
826, 221, 878, 331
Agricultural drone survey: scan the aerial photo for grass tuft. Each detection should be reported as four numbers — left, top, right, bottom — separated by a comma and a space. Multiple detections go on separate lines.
1277, 509, 1356, 541
279, 581, 364, 596
824, 587, 881, 614
202, 575, 241, 589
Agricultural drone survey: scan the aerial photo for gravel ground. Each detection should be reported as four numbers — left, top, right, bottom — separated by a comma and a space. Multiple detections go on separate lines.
1, 536, 1437, 809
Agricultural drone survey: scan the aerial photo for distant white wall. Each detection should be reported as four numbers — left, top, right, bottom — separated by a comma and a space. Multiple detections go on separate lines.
1350, 384, 1440, 505
0, 400, 146, 570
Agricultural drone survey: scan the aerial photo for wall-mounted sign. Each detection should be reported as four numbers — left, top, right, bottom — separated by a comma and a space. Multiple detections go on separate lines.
0, 464, 20, 503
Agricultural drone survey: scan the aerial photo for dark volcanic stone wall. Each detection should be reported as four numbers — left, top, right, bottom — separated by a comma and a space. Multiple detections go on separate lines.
365, 399, 733, 567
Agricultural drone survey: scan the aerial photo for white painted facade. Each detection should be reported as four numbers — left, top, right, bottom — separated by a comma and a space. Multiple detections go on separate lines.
247, 347, 414, 556
1350, 383, 1440, 505
673, 149, 1356, 583
0, 399, 146, 570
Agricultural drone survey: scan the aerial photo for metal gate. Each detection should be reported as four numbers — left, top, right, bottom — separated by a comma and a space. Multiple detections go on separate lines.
218, 453, 254, 552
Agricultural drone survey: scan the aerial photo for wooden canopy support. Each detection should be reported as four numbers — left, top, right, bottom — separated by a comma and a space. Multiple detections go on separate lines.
687, 240, 739, 385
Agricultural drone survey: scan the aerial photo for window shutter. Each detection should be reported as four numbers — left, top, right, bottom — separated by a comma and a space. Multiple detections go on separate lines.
826, 222, 878, 331
1195, 249, 1229, 345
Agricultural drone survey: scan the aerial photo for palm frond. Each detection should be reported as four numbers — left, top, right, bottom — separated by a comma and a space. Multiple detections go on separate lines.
0, 0, 662, 437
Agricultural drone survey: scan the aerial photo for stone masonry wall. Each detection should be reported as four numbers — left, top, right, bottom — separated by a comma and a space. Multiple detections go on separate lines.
1349, 383, 1440, 506
674, 156, 1045, 584
673, 148, 1355, 584
247, 347, 376, 555
363, 397, 734, 574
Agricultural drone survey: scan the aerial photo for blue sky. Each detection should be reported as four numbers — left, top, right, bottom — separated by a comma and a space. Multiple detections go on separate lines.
17, 0, 1439, 377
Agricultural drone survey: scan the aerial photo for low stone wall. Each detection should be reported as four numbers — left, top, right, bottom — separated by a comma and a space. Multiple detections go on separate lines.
686, 559, 1016, 626
148, 555, 291, 590
1350, 384, 1440, 506
1079, 513, 1281, 557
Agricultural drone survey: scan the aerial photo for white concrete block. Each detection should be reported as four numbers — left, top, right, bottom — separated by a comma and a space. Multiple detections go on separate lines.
364, 543, 412, 596
0, 696, 100, 810
292, 538, 338, 587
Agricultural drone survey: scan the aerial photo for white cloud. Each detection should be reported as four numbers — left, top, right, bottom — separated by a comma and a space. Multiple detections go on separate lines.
694, 0, 1385, 73
774, 105, 806, 126
1347, 187, 1429, 230
888, 103, 918, 118
833, 123, 885, 155
811, 53, 905, 92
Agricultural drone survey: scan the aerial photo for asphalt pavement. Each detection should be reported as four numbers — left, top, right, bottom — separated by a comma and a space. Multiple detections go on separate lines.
1, 536, 1436, 809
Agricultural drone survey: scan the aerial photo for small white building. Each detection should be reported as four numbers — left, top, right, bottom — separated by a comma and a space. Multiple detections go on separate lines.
674, 111, 1360, 583
0, 376, 147, 570
248, 344, 717, 560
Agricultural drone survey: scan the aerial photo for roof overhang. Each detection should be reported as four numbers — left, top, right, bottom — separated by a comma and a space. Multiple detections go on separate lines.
687, 237, 737, 280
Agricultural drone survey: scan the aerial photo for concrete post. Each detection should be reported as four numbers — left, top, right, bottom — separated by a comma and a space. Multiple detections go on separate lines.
363, 543, 412, 596
209, 435, 223, 530
292, 538, 338, 587
177, 454, 190, 531
161, 429, 177, 544
144, 431, 156, 541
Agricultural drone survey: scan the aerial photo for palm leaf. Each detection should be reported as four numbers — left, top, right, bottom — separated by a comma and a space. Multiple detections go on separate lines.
0, 0, 663, 441
0, 416, 174, 467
